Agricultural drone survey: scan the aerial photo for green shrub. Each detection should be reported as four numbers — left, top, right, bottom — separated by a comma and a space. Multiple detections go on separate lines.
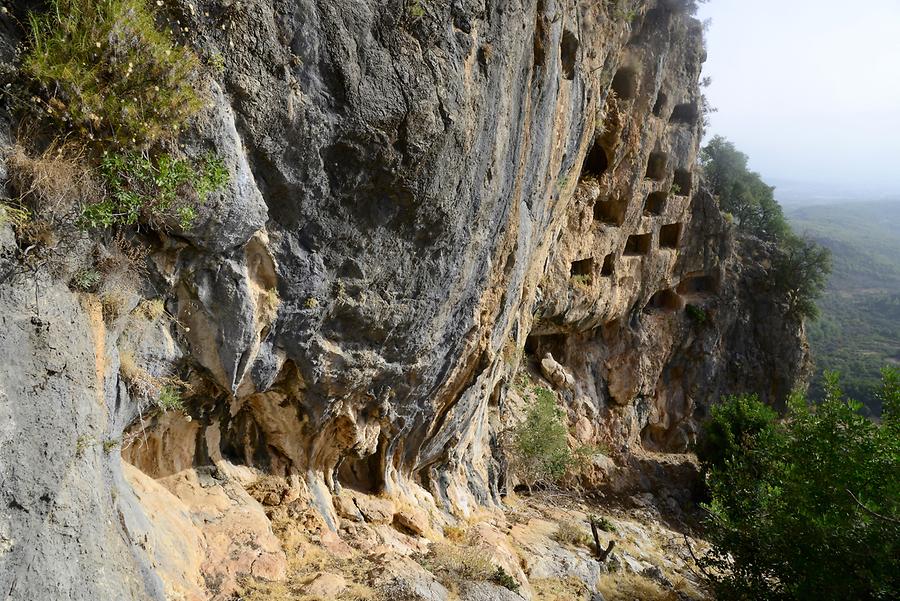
589, 514, 617, 534
80, 151, 227, 229
694, 393, 777, 475
685, 303, 707, 323
509, 387, 573, 491
71, 268, 102, 291
698, 370, 900, 600
23, 0, 201, 148
770, 233, 832, 320
492, 566, 520, 593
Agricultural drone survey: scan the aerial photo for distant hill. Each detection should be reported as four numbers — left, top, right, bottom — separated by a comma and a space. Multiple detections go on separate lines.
788, 200, 900, 414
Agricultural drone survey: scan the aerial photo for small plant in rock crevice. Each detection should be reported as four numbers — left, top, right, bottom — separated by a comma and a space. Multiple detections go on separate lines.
492, 566, 520, 592
82, 151, 228, 229
8, 0, 230, 239
407, 0, 426, 19
71, 268, 102, 291
685, 303, 707, 324
156, 384, 184, 412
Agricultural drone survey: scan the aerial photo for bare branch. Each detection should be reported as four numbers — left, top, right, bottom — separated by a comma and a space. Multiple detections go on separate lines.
847, 489, 900, 525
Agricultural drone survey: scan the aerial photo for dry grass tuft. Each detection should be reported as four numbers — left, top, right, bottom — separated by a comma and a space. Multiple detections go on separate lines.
119, 349, 159, 400
532, 575, 591, 600
425, 542, 494, 583
5, 144, 98, 224
554, 518, 594, 549
118, 349, 185, 411
238, 509, 379, 601
442, 524, 467, 543
135, 298, 166, 321
597, 572, 682, 601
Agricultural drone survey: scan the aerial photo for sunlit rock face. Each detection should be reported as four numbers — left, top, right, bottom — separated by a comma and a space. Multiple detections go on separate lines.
0, 0, 807, 598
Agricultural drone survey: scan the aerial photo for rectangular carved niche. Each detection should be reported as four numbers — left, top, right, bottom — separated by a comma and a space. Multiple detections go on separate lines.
571, 257, 594, 277
673, 169, 693, 196
660, 223, 682, 249
624, 233, 652, 256
644, 191, 667, 216
593, 196, 628, 226
646, 152, 668, 181
601, 253, 615, 277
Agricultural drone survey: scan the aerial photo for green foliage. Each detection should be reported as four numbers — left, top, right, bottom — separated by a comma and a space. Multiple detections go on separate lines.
685, 303, 706, 323
71, 268, 102, 291
156, 385, 184, 412
23, 0, 201, 148
694, 393, 778, 475
407, 0, 426, 19
510, 386, 573, 490
699, 371, 900, 601
207, 51, 226, 76
570, 274, 592, 287
770, 233, 832, 320
589, 514, 617, 534
492, 566, 520, 593
701, 136, 790, 242
701, 136, 831, 320
80, 151, 227, 229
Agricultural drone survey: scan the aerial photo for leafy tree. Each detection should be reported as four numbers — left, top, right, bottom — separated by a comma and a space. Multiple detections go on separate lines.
700, 135, 790, 241
770, 233, 832, 319
700, 136, 831, 319
698, 370, 900, 601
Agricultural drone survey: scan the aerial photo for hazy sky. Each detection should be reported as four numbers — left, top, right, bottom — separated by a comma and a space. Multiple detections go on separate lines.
697, 0, 900, 197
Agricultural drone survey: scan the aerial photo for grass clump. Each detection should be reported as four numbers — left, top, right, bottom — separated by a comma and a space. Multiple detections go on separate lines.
10, 0, 228, 237
156, 385, 183, 412
443, 524, 467, 543
119, 349, 185, 412
425, 542, 495, 582
23, 0, 201, 148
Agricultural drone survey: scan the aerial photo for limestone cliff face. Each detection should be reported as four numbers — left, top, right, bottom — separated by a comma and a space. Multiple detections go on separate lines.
0, 1, 808, 599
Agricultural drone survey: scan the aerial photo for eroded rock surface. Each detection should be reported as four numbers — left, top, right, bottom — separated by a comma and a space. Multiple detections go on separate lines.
0, 0, 808, 598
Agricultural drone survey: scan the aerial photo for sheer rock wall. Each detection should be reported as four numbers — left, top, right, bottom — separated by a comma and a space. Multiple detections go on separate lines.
0, 1, 808, 598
